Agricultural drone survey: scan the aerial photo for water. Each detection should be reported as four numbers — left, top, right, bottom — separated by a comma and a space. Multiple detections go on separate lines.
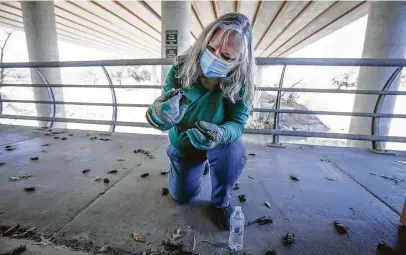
228, 206, 245, 251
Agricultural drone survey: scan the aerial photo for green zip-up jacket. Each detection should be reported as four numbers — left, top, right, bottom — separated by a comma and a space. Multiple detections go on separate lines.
146, 65, 249, 155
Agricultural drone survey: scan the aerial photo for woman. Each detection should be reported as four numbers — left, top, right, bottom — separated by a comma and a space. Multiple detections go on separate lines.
145, 13, 255, 229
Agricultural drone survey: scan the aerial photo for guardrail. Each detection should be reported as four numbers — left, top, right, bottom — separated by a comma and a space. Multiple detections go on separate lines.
0, 58, 406, 151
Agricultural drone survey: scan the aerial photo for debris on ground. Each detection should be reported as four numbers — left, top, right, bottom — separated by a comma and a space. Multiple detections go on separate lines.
99, 138, 110, 141
248, 153, 256, 156
2, 224, 19, 236
289, 175, 299, 181
247, 216, 273, 226
380, 175, 405, 184
141, 173, 149, 178
265, 202, 271, 208
108, 170, 118, 174
44, 133, 50, 136
163, 229, 184, 252
90, 136, 98, 140
41, 143, 51, 146
134, 148, 154, 159
3, 244, 27, 255
24, 186, 36, 192
82, 169, 91, 174
51, 131, 65, 135
5, 145, 16, 151
370, 173, 376, 176
248, 176, 254, 179
325, 177, 336, 181
160, 171, 169, 175
103, 178, 110, 183
68, 134, 74, 136
94, 177, 101, 182
333, 221, 349, 236
233, 182, 240, 190
162, 188, 169, 196
376, 241, 398, 255
265, 250, 277, 255
283, 233, 294, 246
117, 158, 125, 162
132, 232, 145, 243
41, 149, 48, 153
238, 194, 247, 203
30, 156, 39, 161
53, 136, 60, 139
15, 226, 37, 238
96, 245, 110, 253
349, 207, 356, 215
0, 162, 5, 167
320, 159, 331, 162
61, 137, 68, 140
9, 174, 32, 181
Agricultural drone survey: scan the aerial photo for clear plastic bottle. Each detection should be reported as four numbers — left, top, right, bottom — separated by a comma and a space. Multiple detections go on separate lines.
228, 206, 245, 251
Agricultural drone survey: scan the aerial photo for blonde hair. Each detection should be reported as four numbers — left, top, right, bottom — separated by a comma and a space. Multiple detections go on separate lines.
175, 13, 255, 106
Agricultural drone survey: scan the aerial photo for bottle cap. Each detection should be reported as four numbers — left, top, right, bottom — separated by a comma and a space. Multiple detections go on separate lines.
235, 206, 242, 212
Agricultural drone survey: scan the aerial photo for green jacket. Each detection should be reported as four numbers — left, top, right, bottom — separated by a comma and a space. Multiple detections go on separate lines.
146, 65, 249, 155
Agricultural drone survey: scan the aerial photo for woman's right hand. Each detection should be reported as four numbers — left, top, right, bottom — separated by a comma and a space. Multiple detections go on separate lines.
152, 88, 188, 125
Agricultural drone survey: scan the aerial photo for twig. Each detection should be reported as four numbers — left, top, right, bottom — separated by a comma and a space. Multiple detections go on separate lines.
192, 235, 196, 252
196, 239, 223, 247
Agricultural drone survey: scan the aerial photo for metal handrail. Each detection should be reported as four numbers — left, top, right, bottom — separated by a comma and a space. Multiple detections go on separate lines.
272, 65, 285, 144
0, 57, 406, 149
101, 66, 117, 133
34, 68, 56, 128
1, 57, 406, 68
2, 99, 406, 118
2, 84, 406, 95
371, 67, 403, 151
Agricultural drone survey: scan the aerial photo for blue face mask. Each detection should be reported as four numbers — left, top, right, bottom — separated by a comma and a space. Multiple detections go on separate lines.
199, 48, 234, 78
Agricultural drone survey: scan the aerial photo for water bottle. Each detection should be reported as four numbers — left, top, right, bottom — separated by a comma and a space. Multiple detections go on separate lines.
228, 206, 245, 251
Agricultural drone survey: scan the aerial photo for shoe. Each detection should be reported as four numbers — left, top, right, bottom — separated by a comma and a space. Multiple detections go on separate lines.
203, 162, 210, 176
212, 204, 233, 230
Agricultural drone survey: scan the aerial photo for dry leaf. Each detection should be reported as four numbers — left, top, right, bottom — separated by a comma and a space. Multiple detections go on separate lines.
132, 232, 145, 242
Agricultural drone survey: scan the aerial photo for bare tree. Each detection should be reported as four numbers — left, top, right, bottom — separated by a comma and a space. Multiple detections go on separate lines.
111, 68, 125, 85
332, 72, 355, 90
0, 29, 13, 84
280, 78, 303, 104
129, 66, 150, 83
264, 78, 304, 124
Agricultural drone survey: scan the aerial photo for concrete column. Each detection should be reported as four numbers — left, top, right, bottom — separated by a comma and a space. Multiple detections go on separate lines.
161, 1, 191, 83
349, 1, 406, 148
21, 1, 65, 127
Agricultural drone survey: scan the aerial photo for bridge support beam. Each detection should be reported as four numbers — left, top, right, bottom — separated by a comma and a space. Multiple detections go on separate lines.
161, 1, 191, 83
21, 1, 65, 127
349, 1, 406, 148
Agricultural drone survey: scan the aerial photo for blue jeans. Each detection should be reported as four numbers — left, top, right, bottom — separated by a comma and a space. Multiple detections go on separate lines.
167, 139, 247, 208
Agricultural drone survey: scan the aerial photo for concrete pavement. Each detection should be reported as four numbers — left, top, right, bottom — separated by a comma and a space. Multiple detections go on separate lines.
0, 124, 405, 254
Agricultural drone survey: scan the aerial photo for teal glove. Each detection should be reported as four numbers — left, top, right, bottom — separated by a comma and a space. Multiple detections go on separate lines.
186, 121, 224, 150
153, 88, 188, 125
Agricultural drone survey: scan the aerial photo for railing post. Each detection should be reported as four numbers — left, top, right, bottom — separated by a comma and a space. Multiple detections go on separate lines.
370, 67, 403, 153
268, 65, 286, 147
101, 66, 118, 133
34, 68, 55, 128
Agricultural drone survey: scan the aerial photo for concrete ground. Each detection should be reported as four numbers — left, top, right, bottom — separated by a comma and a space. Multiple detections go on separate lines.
0, 124, 405, 255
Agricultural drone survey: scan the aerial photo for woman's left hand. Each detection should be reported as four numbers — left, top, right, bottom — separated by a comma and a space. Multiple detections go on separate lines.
186, 121, 224, 150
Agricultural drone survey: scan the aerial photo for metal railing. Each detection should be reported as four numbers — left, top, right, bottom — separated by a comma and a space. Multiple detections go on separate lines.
1, 57, 406, 151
